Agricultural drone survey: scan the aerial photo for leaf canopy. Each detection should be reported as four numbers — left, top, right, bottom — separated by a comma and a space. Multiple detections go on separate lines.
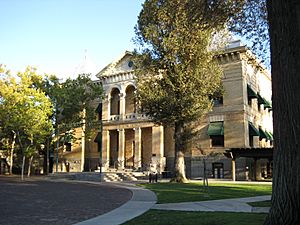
134, 0, 227, 127
0, 66, 53, 145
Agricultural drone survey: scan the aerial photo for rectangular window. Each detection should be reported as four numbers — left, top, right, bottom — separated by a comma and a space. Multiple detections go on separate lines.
213, 96, 223, 106
65, 143, 71, 152
210, 135, 224, 147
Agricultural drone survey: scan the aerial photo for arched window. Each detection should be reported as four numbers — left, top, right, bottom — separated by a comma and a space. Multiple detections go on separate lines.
125, 85, 136, 114
110, 88, 120, 115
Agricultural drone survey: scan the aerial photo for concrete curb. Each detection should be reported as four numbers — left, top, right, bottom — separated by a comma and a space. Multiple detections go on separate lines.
74, 184, 157, 225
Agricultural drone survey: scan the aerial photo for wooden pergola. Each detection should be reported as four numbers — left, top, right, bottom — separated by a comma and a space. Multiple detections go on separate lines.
224, 148, 274, 181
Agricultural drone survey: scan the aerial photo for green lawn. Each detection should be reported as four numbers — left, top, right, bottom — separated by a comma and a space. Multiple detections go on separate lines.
139, 182, 272, 203
123, 210, 267, 225
248, 200, 271, 207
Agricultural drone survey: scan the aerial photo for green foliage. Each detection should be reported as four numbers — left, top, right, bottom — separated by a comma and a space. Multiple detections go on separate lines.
39, 73, 103, 138
0, 66, 53, 158
59, 75, 89, 121
134, 0, 232, 152
58, 74, 103, 138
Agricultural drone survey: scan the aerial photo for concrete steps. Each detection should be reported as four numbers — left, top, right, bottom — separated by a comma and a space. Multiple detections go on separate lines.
47, 171, 148, 183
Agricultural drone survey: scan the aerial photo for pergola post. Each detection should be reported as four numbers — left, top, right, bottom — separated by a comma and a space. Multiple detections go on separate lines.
230, 152, 236, 181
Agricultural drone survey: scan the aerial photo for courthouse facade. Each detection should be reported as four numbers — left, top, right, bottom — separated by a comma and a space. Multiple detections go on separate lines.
60, 40, 273, 181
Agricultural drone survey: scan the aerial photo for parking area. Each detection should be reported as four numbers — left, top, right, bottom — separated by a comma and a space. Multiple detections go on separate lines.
0, 176, 132, 225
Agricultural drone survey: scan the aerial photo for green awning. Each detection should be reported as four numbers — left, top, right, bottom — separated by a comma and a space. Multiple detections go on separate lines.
257, 93, 272, 109
259, 127, 268, 139
266, 131, 274, 141
257, 93, 265, 105
263, 98, 272, 109
249, 122, 260, 136
60, 132, 75, 144
95, 103, 102, 113
94, 132, 102, 143
207, 122, 224, 136
247, 84, 258, 99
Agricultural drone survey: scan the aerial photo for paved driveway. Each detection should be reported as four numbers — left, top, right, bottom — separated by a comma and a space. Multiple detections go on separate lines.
0, 176, 132, 225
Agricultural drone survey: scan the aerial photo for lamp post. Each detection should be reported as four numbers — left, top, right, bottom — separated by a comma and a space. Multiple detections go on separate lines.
99, 122, 103, 181
40, 144, 45, 174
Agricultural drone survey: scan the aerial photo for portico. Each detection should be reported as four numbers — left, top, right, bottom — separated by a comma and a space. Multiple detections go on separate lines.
98, 52, 166, 172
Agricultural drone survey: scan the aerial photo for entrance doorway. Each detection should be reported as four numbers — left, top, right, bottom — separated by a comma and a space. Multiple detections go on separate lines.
141, 127, 152, 170
109, 130, 119, 168
125, 129, 134, 168
212, 162, 224, 178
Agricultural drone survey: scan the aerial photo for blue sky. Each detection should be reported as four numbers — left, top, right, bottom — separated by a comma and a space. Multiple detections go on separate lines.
0, 0, 144, 79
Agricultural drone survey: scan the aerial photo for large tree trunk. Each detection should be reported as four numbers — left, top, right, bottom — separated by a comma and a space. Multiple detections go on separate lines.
264, 1, 300, 224
172, 122, 188, 183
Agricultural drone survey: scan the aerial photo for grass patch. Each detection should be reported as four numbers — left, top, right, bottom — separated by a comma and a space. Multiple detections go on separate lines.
248, 200, 271, 207
139, 182, 272, 203
123, 210, 267, 225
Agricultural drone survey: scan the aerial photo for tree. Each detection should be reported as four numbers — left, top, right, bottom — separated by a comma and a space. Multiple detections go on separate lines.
59, 74, 103, 172
40, 74, 103, 172
134, 0, 232, 182
0, 66, 53, 179
263, 1, 300, 224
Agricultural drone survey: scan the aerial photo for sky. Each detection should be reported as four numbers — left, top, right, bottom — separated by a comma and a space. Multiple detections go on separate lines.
0, 0, 144, 80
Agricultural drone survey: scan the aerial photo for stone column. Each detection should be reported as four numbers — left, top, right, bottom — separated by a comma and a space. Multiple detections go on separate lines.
101, 129, 110, 171
119, 93, 126, 120
118, 129, 125, 169
151, 126, 165, 173
134, 127, 142, 169
102, 94, 110, 121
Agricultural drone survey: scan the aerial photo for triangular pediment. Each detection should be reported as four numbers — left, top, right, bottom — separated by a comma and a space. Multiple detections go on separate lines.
96, 51, 134, 78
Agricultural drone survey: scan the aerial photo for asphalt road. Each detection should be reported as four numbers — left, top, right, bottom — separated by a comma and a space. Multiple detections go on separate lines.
0, 176, 132, 225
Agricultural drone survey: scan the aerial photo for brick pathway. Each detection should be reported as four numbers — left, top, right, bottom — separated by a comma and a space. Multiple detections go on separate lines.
0, 176, 132, 225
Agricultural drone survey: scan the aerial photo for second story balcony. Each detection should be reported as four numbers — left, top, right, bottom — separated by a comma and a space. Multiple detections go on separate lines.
108, 113, 149, 122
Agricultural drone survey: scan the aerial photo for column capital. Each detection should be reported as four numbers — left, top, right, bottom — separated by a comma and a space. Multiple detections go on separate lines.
133, 127, 141, 131
119, 93, 126, 98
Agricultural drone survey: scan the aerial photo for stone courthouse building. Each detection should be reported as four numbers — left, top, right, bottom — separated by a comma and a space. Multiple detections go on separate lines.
59, 40, 273, 181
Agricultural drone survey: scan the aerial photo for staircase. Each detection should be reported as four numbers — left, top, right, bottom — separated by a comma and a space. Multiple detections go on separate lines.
47, 170, 149, 183
103, 170, 148, 182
